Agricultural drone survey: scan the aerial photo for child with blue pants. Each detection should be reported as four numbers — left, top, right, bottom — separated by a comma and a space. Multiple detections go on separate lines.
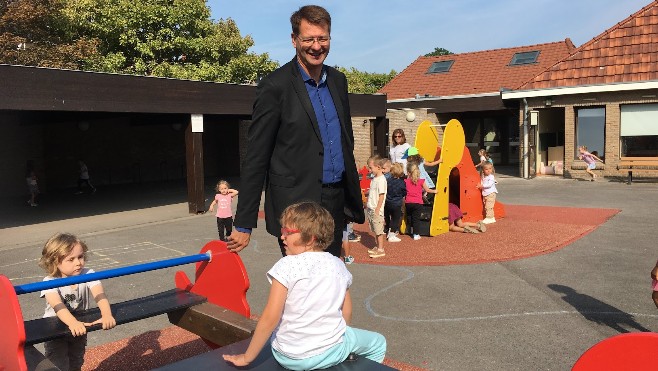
223, 202, 386, 369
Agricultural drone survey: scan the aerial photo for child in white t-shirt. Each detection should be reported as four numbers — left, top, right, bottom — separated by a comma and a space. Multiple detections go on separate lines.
223, 202, 386, 369
477, 163, 498, 224
366, 155, 388, 258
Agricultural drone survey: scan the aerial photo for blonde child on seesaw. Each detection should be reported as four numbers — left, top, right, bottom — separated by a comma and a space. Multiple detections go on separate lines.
39, 232, 115, 371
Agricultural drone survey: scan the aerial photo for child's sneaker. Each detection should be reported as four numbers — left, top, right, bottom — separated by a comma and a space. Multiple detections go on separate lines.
413, 234, 421, 240
476, 221, 487, 233
344, 255, 355, 265
348, 232, 361, 242
482, 217, 496, 224
387, 233, 401, 242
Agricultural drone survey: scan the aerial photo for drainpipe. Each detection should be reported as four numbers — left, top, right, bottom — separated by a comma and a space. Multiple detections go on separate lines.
522, 98, 529, 179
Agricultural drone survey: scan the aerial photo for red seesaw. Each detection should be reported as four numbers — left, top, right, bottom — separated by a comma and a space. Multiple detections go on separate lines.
0, 241, 250, 371
1, 241, 393, 370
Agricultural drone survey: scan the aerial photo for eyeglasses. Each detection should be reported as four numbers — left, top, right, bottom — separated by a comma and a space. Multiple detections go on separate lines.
281, 227, 301, 237
296, 35, 331, 46
394, 135, 403, 138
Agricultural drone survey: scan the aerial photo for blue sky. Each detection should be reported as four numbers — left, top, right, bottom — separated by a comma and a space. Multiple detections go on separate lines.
207, 0, 651, 73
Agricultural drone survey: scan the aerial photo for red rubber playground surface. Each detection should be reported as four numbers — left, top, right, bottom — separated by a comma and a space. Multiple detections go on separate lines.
81, 204, 618, 371
350, 204, 620, 266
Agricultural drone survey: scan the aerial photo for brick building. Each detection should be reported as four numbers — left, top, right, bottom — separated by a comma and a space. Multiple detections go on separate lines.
502, 0, 658, 180
378, 40, 575, 168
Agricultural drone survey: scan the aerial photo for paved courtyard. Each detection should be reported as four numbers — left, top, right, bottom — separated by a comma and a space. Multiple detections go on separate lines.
1, 174, 657, 370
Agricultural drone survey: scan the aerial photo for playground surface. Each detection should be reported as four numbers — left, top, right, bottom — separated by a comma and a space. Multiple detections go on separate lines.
1, 173, 657, 370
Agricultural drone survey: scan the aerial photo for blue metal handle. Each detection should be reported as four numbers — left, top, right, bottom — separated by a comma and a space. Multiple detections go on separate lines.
15, 252, 211, 295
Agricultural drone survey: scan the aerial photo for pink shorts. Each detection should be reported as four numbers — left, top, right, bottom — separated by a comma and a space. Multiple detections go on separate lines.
652, 279, 658, 291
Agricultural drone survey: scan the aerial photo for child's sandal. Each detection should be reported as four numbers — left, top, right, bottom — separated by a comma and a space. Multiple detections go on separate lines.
463, 226, 479, 234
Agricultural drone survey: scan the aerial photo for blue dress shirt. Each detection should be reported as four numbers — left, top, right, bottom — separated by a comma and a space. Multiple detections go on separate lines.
297, 62, 345, 184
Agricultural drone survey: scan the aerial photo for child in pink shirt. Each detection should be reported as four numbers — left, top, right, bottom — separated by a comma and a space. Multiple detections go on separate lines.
208, 180, 239, 241
404, 163, 437, 240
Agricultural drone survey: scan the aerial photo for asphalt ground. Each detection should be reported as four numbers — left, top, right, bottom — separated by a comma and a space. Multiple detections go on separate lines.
1, 173, 657, 371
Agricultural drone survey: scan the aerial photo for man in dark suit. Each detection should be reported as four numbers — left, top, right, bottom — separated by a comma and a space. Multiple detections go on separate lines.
227, 5, 364, 258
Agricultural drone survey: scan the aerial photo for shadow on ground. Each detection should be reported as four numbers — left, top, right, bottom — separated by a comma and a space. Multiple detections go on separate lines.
548, 284, 651, 333
0, 177, 240, 229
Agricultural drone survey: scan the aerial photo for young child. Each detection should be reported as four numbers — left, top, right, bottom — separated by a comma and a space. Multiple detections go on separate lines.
366, 155, 387, 258
341, 221, 354, 265
578, 145, 603, 181
208, 180, 239, 241
404, 146, 442, 190
382, 158, 392, 179
384, 163, 406, 242
475, 149, 492, 169
651, 261, 658, 308
477, 162, 498, 224
26, 161, 39, 207
447, 203, 487, 234
39, 232, 116, 371
223, 202, 386, 369
75, 160, 96, 194
404, 163, 437, 240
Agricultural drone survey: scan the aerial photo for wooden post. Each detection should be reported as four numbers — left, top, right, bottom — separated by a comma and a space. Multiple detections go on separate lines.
185, 115, 204, 214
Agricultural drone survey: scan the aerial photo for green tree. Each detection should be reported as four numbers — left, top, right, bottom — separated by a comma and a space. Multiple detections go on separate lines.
0, 0, 99, 69
336, 66, 397, 94
61, 0, 277, 83
0, 0, 278, 84
425, 47, 453, 57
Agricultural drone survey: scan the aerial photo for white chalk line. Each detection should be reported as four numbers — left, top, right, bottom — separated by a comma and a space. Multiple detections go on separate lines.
363, 266, 658, 323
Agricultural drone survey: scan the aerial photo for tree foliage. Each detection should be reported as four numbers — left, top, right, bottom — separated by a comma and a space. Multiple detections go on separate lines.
425, 47, 453, 57
0, 0, 99, 69
336, 66, 397, 94
0, 0, 278, 83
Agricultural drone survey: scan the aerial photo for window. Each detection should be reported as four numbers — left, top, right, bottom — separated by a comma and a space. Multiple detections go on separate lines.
620, 104, 658, 156
427, 60, 454, 74
575, 107, 605, 160
509, 51, 539, 66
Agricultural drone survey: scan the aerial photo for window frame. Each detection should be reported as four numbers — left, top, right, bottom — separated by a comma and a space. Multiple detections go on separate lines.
427, 60, 454, 74
619, 103, 658, 157
575, 106, 606, 161
509, 51, 540, 66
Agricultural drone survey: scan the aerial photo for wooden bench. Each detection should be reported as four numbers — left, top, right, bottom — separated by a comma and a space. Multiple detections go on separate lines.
617, 157, 658, 184
24, 289, 207, 346
153, 337, 395, 370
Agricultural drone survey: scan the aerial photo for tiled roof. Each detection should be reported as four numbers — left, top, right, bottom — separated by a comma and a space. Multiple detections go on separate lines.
519, 1, 658, 90
379, 40, 576, 101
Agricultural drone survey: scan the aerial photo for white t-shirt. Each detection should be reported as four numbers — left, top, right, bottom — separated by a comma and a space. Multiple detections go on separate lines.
268, 252, 352, 359
390, 143, 410, 174
367, 174, 387, 215
41, 268, 100, 318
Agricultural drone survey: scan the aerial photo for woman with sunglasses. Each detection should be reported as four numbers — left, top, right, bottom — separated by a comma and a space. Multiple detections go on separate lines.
389, 128, 411, 175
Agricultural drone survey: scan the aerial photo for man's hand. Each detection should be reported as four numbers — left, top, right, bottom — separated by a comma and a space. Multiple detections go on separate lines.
651, 261, 658, 280
227, 230, 251, 253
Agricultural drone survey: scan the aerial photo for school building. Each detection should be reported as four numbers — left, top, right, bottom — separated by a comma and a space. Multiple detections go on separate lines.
0, 65, 386, 213
376, 0, 658, 181
502, 1, 658, 180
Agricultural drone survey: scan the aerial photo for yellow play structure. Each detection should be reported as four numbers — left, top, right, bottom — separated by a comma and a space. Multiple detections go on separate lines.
403, 119, 505, 236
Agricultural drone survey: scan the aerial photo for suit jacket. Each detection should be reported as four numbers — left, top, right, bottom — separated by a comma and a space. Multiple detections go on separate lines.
234, 58, 365, 236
